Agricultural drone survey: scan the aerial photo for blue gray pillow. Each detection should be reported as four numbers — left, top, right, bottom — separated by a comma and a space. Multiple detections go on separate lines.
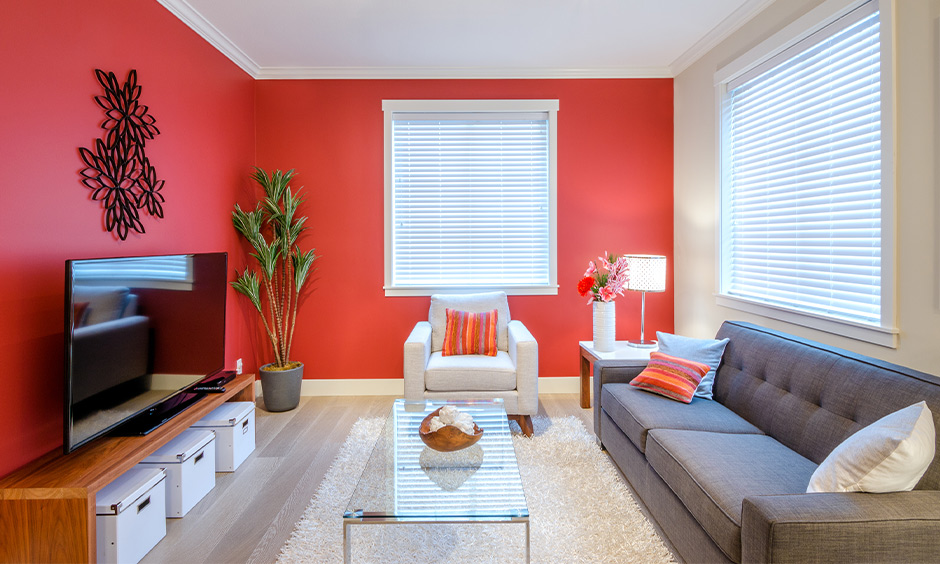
656, 332, 729, 400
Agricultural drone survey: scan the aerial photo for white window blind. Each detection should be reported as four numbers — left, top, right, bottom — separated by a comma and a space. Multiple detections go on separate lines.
384, 100, 558, 295
72, 255, 194, 289
721, 3, 883, 327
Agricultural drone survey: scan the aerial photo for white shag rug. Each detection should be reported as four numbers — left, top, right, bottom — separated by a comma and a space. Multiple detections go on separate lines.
277, 416, 676, 564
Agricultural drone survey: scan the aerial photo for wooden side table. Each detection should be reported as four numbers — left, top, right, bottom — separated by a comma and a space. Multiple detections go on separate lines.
579, 341, 656, 408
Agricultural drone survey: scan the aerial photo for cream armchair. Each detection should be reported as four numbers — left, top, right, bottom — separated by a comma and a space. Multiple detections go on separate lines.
403, 291, 538, 436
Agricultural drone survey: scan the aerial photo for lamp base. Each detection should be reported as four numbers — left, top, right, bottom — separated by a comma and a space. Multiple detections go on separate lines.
628, 339, 658, 349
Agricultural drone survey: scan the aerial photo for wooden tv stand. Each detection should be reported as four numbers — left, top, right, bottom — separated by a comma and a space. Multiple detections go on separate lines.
0, 373, 255, 564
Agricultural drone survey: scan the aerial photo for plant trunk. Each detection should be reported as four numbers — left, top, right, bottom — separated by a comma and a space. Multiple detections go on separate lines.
286, 286, 300, 362
281, 262, 290, 364
262, 276, 283, 366
284, 254, 300, 362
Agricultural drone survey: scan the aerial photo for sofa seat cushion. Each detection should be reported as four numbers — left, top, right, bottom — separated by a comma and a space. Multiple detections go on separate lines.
647, 429, 817, 562
601, 383, 763, 453
425, 351, 516, 392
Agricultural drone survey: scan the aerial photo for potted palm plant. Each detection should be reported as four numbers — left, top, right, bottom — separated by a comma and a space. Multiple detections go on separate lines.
232, 167, 316, 412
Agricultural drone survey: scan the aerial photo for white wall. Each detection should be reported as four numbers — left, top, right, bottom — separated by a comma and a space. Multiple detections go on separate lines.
674, 0, 940, 373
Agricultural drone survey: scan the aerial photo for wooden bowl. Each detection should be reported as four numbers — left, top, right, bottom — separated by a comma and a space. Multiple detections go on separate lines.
419, 408, 484, 452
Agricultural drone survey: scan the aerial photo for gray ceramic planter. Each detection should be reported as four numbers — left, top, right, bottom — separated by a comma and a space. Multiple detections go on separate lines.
259, 362, 303, 412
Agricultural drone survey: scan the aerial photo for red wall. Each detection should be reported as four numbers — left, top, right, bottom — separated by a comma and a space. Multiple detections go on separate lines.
0, 1, 255, 477
0, 2, 673, 479
251, 80, 674, 380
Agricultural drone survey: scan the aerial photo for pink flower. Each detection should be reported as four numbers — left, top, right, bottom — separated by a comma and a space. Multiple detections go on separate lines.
583, 261, 596, 277
599, 286, 616, 302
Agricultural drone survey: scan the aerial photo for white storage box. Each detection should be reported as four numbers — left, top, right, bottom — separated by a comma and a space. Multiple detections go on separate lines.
191, 401, 256, 472
138, 429, 215, 518
96, 467, 166, 564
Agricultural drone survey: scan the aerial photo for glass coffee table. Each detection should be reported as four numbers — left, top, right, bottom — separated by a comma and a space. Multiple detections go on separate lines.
343, 399, 529, 563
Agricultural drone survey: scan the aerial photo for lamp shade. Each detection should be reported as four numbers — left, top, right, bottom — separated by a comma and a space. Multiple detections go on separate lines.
625, 255, 667, 293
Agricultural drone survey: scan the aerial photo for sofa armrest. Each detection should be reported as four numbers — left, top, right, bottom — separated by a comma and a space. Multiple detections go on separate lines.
592, 359, 648, 443
508, 320, 538, 415
593, 359, 648, 387
403, 321, 431, 402
742, 491, 940, 563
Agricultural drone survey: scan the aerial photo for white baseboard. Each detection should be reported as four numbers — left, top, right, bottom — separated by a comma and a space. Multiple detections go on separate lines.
253, 376, 583, 397
537, 376, 583, 394
302, 378, 406, 396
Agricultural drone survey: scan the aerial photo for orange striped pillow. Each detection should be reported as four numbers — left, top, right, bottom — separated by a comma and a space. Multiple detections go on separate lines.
630, 352, 710, 403
442, 308, 498, 357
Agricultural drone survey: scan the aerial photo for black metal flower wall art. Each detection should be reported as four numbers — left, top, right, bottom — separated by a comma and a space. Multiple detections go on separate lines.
79, 69, 163, 240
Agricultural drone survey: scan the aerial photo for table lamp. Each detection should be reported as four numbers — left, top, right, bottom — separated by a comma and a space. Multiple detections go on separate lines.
625, 255, 666, 348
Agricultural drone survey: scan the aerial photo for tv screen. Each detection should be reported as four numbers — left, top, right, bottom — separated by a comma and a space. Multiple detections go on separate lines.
64, 252, 227, 453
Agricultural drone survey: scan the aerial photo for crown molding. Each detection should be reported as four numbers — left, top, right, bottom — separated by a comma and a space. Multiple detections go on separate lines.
254, 66, 673, 80
669, 0, 775, 76
157, 0, 261, 77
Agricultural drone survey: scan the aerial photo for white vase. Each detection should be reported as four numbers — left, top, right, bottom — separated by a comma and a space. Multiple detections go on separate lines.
592, 300, 616, 352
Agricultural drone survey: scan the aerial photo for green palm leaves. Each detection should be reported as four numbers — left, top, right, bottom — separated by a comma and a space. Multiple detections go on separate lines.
232, 167, 317, 368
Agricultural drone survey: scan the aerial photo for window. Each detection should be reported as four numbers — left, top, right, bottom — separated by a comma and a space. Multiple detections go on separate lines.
383, 100, 558, 296
72, 255, 194, 290
716, 0, 897, 347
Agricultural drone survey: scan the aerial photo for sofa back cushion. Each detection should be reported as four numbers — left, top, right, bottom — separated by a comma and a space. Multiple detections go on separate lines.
72, 285, 131, 326
713, 321, 940, 490
429, 292, 510, 353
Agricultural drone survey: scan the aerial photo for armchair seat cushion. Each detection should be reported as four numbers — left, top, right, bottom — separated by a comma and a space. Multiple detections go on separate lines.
425, 351, 517, 392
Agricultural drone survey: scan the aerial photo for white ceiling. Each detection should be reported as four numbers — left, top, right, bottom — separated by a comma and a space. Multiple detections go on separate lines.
158, 0, 773, 79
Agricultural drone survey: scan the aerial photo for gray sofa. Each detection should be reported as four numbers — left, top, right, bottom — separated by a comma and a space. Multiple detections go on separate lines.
594, 321, 940, 564
70, 286, 149, 403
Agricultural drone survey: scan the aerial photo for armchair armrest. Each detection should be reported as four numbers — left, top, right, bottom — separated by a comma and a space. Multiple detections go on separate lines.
403, 321, 431, 402
742, 491, 940, 563
593, 359, 648, 444
508, 320, 538, 415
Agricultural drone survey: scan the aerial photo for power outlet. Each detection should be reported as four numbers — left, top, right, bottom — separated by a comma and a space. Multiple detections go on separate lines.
235, 358, 243, 375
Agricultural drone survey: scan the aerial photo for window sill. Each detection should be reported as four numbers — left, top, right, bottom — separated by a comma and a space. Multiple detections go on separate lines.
715, 294, 898, 349
386, 285, 559, 297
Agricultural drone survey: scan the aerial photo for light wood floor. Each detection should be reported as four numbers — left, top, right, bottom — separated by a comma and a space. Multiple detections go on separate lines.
141, 393, 672, 564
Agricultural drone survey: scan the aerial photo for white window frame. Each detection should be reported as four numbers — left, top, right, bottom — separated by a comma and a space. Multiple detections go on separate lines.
714, 0, 898, 348
382, 99, 559, 296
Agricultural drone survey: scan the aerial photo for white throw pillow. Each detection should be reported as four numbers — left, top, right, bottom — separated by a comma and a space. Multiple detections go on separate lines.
807, 401, 936, 493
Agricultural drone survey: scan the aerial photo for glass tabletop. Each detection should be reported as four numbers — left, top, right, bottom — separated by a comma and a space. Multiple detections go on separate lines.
344, 399, 528, 522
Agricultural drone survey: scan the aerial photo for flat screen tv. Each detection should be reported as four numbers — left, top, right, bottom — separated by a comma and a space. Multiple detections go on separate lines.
64, 252, 227, 453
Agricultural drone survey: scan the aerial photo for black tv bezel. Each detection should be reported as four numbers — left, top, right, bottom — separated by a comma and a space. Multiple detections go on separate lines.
63, 251, 228, 454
